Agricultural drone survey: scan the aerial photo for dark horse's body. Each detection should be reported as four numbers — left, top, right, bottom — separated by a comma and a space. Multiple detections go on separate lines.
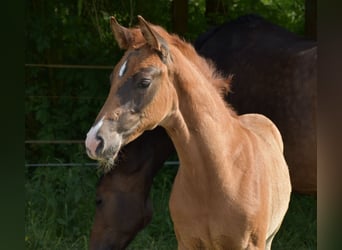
89, 127, 174, 250
195, 14, 317, 194
90, 15, 316, 249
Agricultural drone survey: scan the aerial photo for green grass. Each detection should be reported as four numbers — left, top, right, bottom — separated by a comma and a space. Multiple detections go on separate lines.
273, 194, 317, 250
25, 166, 98, 250
25, 165, 316, 249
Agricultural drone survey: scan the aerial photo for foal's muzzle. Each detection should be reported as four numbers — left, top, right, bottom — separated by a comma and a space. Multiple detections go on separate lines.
85, 118, 122, 161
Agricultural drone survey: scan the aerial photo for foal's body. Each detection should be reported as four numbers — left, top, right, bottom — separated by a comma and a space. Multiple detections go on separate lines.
162, 55, 290, 248
86, 16, 291, 249
169, 112, 290, 249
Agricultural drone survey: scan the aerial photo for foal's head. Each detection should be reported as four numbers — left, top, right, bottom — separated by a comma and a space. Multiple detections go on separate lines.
85, 16, 176, 166
85, 15, 231, 168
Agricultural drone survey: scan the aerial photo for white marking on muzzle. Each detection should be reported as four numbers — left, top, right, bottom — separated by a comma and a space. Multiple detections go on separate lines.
85, 117, 104, 159
119, 60, 127, 77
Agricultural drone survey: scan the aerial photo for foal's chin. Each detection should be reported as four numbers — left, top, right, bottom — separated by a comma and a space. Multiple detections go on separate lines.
97, 151, 120, 173
96, 130, 143, 173
96, 143, 123, 173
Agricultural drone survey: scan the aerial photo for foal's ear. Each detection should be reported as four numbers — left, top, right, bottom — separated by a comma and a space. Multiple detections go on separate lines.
137, 15, 169, 62
110, 16, 133, 49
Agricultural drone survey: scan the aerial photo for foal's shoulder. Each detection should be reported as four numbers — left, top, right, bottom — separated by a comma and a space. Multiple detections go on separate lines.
239, 113, 275, 129
238, 113, 284, 153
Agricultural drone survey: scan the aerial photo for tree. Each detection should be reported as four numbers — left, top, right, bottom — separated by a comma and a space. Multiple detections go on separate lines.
172, 0, 188, 35
305, 0, 317, 40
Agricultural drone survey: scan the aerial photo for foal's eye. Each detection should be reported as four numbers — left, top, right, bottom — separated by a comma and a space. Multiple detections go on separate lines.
138, 78, 151, 89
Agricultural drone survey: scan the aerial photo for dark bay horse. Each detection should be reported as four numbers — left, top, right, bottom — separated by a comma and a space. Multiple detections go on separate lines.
195, 14, 317, 194
86, 15, 291, 249
89, 127, 174, 250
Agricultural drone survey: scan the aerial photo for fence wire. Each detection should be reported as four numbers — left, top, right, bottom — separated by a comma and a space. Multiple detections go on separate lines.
25, 161, 179, 168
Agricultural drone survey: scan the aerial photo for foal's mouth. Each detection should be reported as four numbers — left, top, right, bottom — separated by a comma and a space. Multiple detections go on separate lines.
95, 142, 123, 173
98, 158, 116, 173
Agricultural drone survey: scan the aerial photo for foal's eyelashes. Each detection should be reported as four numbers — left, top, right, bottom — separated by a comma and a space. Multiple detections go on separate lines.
138, 78, 151, 88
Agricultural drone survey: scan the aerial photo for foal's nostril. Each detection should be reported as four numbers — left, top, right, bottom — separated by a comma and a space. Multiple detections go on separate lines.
96, 134, 104, 143
96, 134, 104, 152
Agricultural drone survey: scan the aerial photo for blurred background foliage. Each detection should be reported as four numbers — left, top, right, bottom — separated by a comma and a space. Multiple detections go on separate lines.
25, 0, 315, 249
25, 0, 306, 161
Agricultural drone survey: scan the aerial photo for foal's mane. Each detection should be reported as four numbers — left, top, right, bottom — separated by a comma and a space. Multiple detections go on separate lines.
153, 25, 232, 98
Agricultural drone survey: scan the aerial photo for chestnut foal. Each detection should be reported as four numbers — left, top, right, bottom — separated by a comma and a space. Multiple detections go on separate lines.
86, 16, 291, 249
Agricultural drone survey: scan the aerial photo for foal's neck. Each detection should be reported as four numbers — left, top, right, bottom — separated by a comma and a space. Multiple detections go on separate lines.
163, 55, 242, 186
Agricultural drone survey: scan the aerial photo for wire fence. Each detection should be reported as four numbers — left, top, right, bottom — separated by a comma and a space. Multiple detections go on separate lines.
25, 63, 113, 70
25, 140, 84, 144
24, 139, 179, 168
25, 161, 179, 168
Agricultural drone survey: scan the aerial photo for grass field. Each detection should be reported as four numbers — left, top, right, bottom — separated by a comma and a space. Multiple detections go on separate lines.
25, 165, 316, 250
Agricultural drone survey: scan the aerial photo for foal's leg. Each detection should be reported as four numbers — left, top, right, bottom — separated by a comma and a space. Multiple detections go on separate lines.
264, 225, 281, 250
